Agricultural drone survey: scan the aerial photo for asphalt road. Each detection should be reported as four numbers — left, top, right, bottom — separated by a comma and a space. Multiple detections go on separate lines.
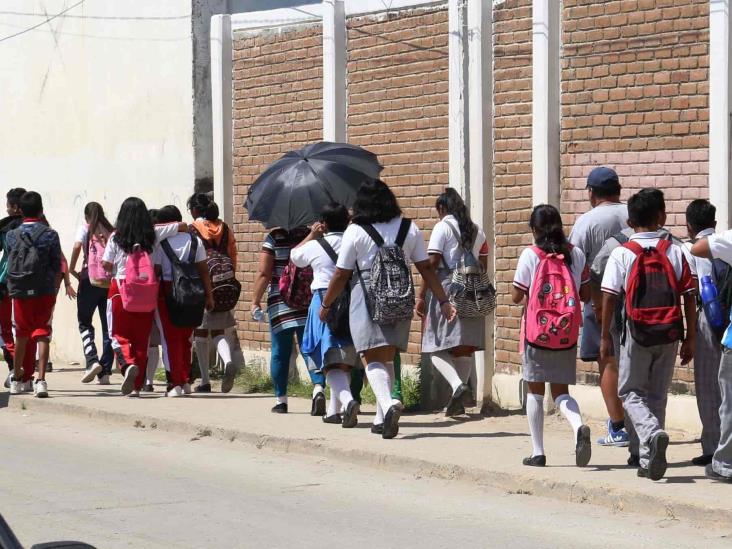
1, 409, 730, 549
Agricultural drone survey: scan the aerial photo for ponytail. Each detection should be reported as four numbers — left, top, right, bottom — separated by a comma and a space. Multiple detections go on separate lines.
435, 187, 477, 249
84, 201, 113, 242
529, 204, 573, 267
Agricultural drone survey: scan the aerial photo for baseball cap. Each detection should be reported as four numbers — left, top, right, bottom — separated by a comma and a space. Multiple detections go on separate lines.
586, 166, 620, 191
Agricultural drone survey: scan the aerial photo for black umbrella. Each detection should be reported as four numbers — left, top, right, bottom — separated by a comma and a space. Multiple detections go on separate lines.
245, 141, 383, 230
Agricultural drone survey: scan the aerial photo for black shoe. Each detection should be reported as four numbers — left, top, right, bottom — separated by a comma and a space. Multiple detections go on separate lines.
322, 414, 342, 424
627, 454, 640, 467
311, 391, 326, 417
271, 403, 288, 414
46, 362, 53, 373
342, 400, 360, 429
522, 455, 546, 467
575, 425, 592, 467
371, 423, 384, 435
445, 383, 470, 417
692, 454, 713, 466
382, 405, 402, 439
194, 383, 212, 393
705, 463, 732, 482
142, 383, 154, 393
637, 467, 649, 478
648, 431, 669, 481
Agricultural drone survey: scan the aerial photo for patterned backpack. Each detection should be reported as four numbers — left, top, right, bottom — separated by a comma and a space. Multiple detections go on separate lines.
356, 218, 415, 325
278, 260, 313, 310
190, 224, 241, 312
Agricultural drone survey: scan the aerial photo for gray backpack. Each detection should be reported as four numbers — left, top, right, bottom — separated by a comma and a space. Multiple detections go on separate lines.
356, 218, 415, 325
7, 224, 50, 298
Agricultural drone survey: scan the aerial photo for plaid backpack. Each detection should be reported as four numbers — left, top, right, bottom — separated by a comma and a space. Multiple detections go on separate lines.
356, 218, 415, 325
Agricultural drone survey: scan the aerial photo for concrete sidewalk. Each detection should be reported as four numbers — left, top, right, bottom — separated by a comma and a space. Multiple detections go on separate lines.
3, 366, 731, 529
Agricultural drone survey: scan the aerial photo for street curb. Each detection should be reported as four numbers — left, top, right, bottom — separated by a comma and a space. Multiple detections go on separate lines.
8, 397, 732, 528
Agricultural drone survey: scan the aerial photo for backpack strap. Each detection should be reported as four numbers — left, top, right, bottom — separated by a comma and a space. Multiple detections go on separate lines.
220, 224, 229, 254
612, 232, 630, 245
656, 238, 672, 255
395, 218, 411, 247
187, 235, 199, 263
359, 223, 385, 247
160, 239, 182, 266
19, 224, 49, 248
317, 238, 338, 264
623, 240, 644, 256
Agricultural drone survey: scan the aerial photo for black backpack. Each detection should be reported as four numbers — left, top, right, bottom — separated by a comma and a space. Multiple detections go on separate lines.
7, 224, 50, 298
317, 238, 351, 339
160, 237, 206, 328
709, 257, 732, 339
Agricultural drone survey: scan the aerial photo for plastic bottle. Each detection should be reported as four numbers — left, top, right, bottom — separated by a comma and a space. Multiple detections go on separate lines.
252, 306, 265, 322
701, 275, 726, 330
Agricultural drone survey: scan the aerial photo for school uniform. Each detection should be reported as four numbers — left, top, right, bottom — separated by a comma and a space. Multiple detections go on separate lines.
0, 215, 22, 368
601, 231, 696, 471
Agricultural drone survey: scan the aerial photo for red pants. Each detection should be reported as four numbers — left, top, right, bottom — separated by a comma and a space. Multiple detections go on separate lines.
156, 296, 193, 387
0, 293, 15, 358
108, 279, 154, 391
13, 296, 54, 382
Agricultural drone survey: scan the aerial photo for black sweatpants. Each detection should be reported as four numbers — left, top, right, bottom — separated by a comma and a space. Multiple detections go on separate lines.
77, 277, 113, 375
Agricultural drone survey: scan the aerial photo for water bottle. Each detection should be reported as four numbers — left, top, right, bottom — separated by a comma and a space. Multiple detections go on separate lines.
701, 275, 726, 330
252, 306, 265, 322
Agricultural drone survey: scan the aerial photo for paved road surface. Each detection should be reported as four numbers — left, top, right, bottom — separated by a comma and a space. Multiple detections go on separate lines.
1, 409, 730, 549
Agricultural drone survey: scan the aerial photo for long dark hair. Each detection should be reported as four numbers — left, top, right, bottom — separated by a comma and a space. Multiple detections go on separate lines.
529, 204, 572, 266
351, 179, 402, 225
187, 193, 219, 222
435, 187, 477, 249
113, 197, 156, 254
84, 202, 113, 242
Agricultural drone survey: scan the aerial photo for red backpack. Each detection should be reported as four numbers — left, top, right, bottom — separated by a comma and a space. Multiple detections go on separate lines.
623, 238, 684, 347
278, 260, 313, 310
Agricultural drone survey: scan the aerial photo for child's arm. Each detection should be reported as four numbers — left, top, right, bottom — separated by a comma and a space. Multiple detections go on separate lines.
416, 253, 443, 317
680, 294, 696, 365
69, 242, 83, 280
599, 292, 617, 362
510, 285, 526, 305
196, 260, 215, 311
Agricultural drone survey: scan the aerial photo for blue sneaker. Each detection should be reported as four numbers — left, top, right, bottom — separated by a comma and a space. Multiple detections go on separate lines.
596, 419, 630, 447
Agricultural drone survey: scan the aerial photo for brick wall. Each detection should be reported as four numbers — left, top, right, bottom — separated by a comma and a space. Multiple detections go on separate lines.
231, 25, 323, 351
346, 7, 450, 365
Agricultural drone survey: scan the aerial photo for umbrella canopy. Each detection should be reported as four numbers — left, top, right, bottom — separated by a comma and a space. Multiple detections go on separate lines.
245, 141, 383, 230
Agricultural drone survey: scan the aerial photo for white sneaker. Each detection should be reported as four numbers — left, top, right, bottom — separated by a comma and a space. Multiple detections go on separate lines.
4, 372, 11, 389
97, 375, 111, 385
81, 362, 103, 384
182, 383, 192, 395
167, 386, 183, 398
126, 390, 140, 398
121, 365, 139, 396
21, 379, 34, 393
9, 379, 21, 394
34, 379, 48, 398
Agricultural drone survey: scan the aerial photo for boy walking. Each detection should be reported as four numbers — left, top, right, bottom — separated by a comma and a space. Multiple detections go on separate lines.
6, 192, 62, 398
600, 190, 696, 480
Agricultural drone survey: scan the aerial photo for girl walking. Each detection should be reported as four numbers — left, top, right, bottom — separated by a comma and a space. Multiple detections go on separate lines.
320, 180, 456, 439
511, 205, 592, 467
290, 203, 360, 427
417, 188, 489, 416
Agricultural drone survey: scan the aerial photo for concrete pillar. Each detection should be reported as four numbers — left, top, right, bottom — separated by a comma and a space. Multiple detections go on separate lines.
531, 0, 560, 207
449, 0, 469, 195
710, 0, 732, 231
211, 14, 234, 226
323, 0, 347, 142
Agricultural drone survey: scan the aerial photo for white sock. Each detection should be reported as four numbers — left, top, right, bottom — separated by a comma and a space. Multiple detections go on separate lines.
431, 352, 462, 392
195, 338, 210, 385
146, 346, 159, 385
276, 395, 288, 405
213, 335, 232, 366
555, 393, 584, 439
327, 369, 353, 410
312, 383, 324, 399
374, 401, 385, 425
327, 384, 339, 416
527, 393, 545, 456
454, 356, 472, 384
366, 362, 394, 414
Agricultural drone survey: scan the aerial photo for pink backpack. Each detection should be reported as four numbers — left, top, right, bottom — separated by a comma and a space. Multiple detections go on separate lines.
524, 246, 581, 350
119, 245, 159, 313
87, 230, 112, 288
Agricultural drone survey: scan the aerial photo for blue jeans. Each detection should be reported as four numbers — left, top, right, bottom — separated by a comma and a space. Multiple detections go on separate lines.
270, 325, 325, 397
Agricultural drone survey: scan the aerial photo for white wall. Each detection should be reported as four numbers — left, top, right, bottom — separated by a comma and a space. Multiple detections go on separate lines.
0, 0, 196, 362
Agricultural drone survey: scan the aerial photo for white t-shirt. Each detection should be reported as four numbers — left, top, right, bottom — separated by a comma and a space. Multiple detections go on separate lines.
336, 217, 428, 272
601, 231, 696, 296
74, 223, 89, 247
683, 227, 715, 282
290, 232, 343, 291
707, 229, 732, 265
427, 215, 489, 269
102, 224, 180, 281
513, 246, 589, 293
159, 233, 206, 282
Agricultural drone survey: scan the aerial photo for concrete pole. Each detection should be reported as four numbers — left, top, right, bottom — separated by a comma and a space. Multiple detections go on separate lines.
531, 0, 560, 207
467, 0, 494, 409
322, 0, 347, 142
710, 0, 731, 231
211, 14, 233, 226
449, 0, 468, 195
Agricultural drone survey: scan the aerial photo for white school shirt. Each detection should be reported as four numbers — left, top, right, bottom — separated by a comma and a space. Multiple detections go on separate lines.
427, 215, 489, 269
159, 233, 207, 282
74, 223, 89, 247
336, 217, 428, 272
601, 231, 696, 296
290, 232, 344, 291
513, 246, 589, 294
102, 224, 180, 281
683, 227, 715, 282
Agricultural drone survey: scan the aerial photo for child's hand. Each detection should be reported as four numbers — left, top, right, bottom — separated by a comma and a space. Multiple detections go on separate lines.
414, 297, 426, 318
65, 284, 77, 300
680, 337, 695, 365
440, 301, 457, 322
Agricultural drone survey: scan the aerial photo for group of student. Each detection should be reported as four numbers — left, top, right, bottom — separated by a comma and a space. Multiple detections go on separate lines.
2, 189, 242, 399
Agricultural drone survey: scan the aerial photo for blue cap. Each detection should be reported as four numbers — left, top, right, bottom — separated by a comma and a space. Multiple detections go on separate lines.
587, 166, 620, 191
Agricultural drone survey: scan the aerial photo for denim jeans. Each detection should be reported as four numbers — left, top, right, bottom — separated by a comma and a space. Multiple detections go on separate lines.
270, 325, 325, 397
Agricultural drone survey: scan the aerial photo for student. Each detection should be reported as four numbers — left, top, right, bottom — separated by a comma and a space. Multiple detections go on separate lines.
569, 167, 630, 447
320, 179, 456, 439
601, 190, 696, 481
681, 199, 723, 467
252, 226, 325, 414
188, 193, 240, 394
154, 205, 213, 397
68, 202, 115, 385
417, 188, 488, 416
512, 204, 592, 467
6, 192, 62, 398
291, 203, 360, 426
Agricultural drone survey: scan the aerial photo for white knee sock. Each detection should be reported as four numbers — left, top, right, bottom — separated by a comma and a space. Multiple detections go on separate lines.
555, 393, 584, 439
431, 352, 462, 392
195, 338, 210, 385
454, 356, 472, 384
146, 346, 159, 385
326, 369, 353, 412
366, 362, 394, 414
213, 335, 233, 366
527, 393, 545, 456
374, 401, 385, 425
326, 376, 339, 417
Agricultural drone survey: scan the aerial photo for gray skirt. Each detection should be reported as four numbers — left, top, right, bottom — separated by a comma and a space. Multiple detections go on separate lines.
421, 271, 485, 353
349, 277, 411, 354
199, 310, 236, 331
522, 344, 578, 385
